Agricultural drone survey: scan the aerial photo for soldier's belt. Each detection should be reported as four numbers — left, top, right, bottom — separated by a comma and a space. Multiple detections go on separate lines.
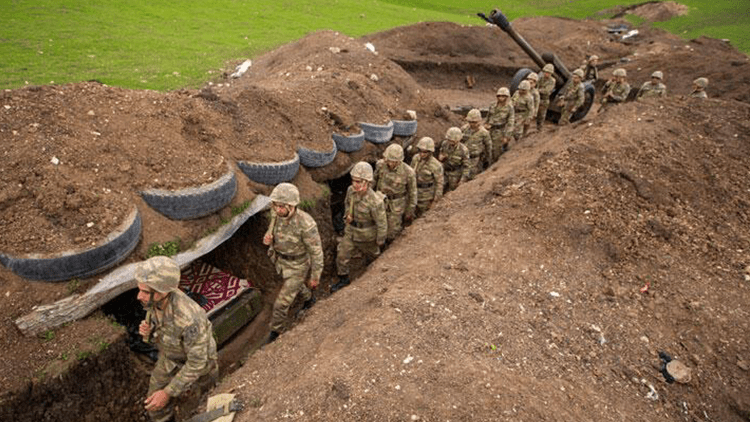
386, 191, 407, 200
490, 124, 506, 129
417, 182, 434, 189
350, 220, 375, 228
469, 153, 482, 158
277, 251, 307, 261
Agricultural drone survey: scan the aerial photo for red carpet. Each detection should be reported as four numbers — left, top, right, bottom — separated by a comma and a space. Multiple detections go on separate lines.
179, 261, 253, 316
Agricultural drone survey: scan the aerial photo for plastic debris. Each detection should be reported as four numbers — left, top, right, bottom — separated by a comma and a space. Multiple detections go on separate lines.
230, 59, 252, 78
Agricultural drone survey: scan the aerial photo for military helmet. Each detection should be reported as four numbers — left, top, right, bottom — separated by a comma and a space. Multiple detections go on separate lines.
572, 68, 585, 78
518, 80, 531, 91
466, 108, 483, 122
651, 71, 663, 80
613, 68, 627, 77
496, 87, 510, 97
350, 161, 374, 182
694, 77, 708, 88
135, 256, 181, 293
417, 136, 435, 152
526, 72, 538, 82
384, 143, 404, 161
542, 63, 555, 73
445, 127, 463, 142
270, 182, 300, 206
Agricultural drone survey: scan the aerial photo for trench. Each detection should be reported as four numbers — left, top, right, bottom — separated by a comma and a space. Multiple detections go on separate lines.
2, 177, 357, 422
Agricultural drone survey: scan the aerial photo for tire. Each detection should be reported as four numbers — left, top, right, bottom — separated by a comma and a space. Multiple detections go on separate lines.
392, 120, 418, 137
510, 68, 534, 95
332, 131, 365, 153
571, 82, 596, 122
0, 207, 142, 282
141, 166, 237, 220
238, 153, 300, 185
359, 121, 394, 144
298, 140, 338, 168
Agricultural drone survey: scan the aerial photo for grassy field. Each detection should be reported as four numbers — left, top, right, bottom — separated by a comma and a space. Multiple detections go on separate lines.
1, 0, 747, 91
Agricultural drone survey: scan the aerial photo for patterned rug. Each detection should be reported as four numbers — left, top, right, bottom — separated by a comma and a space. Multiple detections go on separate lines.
179, 261, 253, 316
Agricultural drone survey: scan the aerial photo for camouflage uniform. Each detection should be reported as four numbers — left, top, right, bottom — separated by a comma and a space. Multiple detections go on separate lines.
336, 186, 387, 277
486, 101, 514, 159
530, 87, 540, 121
374, 159, 417, 241
267, 208, 324, 332
410, 153, 444, 215
511, 90, 534, 140
690, 90, 707, 99
439, 139, 470, 192
537, 71, 556, 129
584, 63, 598, 81
558, 79, 585, 125
461, 124, 493, 179
637, 81, 667, 99
601, 80, 630, 108
145, 290, 219, 422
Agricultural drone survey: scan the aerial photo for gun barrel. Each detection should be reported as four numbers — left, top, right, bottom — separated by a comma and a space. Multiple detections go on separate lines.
488, 10, 547, 70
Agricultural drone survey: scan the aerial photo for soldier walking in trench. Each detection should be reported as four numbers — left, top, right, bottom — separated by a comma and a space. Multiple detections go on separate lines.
438, 127, 470, 193
557, 68, 585, 125
511, 80, 535, 141
331, 161, 387, 293
536, 63, 557, 130
461, 108, 493, 179
486, 87, 514, 159
373, 144, 417, 243
137, 256, 219, 422
262, 182, 323, 343
410, 137, 444, 216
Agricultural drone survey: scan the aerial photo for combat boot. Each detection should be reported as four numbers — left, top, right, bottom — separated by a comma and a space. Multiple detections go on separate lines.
330, 275, 350, 293
301, 295, 316, 310
266, 330, 280, 344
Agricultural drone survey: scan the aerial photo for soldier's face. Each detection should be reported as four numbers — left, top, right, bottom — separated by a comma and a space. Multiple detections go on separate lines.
544, 71, 551, 78
137, 283, 168, 307
497, 95, 508, 103
272, 202, 291, 217
528, 80, 536, 87
352, 177, 368, 192
386, 160, 400, 170
651, 77, 660, 84
573, 76, 581, 83
468, 119, 480, 128
419, 150, 431, 158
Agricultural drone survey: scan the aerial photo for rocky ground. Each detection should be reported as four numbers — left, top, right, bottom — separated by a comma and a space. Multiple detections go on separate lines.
2, 3, 750, 421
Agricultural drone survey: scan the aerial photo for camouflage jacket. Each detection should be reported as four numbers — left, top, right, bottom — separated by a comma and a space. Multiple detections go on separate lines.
511, 91, 534, 123
690, 90, 707, 99
148, 289, 218, 398
439, 140, 470, 180
638, 82, 667, 99
461, 124, 493, 162
374, 159, 417, 216
486, 102, 514, 137
270, 208, 324, 280
537, 72, 556, 99
603, 80, 630, 102
344, 186, 387, 244
560, 80, 585, 109
410, 154, 444, 203
584, 64, 598, 81
530, 88, 540, 117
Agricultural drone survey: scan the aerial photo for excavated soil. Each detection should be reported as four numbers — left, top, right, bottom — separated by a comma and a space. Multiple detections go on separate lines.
2, 8, 750, 422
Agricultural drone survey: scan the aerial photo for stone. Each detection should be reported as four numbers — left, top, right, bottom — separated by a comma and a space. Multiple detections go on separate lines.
666, 360, 692, 384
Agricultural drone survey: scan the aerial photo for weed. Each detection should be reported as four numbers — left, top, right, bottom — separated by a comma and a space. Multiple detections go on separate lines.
40, 330, 55, 342
76, 351, 91, 361
67, 278, 80, 294
97, 340, 110, 352
298, 198, 316, 211
249, 397, 263, 408
146, 238, 181, 258
60, 352, 69, 361
231, 200, 251, 216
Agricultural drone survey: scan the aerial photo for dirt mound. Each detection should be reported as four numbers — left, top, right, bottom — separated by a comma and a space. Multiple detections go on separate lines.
626, 1, 689, 22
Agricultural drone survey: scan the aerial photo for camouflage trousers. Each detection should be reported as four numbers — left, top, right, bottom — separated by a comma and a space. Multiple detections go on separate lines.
384, 197, 407, 241
558, 102, 576, 125
536, 97, 550, 129
489, 128, 509, 160
271, 258, 313, 332
147, 359, 219, 422
444, 171, 463, 193
467, 156, 483, 180
336, 234, 380, 276
512, 118, 529, 141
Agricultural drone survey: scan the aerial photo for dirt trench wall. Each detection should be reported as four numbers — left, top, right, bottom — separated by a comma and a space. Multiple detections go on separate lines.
0, 337, 149, 422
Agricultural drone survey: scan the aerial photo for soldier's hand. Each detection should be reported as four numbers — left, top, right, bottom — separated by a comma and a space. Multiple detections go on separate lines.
308, 278, 319, 290
144, 389, 170, 412
377, 240, 385, 248
345, 214, 353, 224
139, 320, 152, 339
262, 233, 273, 245
405, 211, 414, 222
438, 153, 446, 162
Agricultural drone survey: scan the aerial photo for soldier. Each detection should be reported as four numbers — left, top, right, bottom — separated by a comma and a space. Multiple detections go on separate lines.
526, 73, 541, 128
461, 108, 493, 179
637, 71, 667, 100
583, 55, 599, 81
690, 77, 708, 99
557, 68, 585, 125
410, 137, 444, 216
332, 161, 387, 292
137, 256, 219, 422
262, 182, 323, 343
486, 87, 514, 159
374, 144, 417, 242
511, 80, 534, 140
438, 127, 470, 193
601, 68, 631, 111
537, 63, 557, 130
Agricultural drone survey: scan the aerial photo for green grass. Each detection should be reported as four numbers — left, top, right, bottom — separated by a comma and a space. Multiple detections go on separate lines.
1, 1, 746, 91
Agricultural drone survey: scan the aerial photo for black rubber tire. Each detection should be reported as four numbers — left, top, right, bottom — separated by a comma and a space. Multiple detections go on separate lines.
571, 82, 597, 122
510, 68, 534, 95
360, 121, 394, 144
332, 131, 365, 153
141, 166, 237, 220
238, 153, 300, 185
392, 120, 418, 137
0, 207, 142, 282
298, 140, 338, 168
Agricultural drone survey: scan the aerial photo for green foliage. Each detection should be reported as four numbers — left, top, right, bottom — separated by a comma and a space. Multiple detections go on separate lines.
66, 278, 81, 295
2, 0, 746, 91
146, 238, 181, 258
76, 351, 91, 361
298, 199, 316, 211
231, 200, 251, 217
40, 330, 56, 342
60, 352, 69, 361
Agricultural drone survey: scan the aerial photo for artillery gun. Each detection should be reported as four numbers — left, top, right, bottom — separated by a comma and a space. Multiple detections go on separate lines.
477, 9, 596, 123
